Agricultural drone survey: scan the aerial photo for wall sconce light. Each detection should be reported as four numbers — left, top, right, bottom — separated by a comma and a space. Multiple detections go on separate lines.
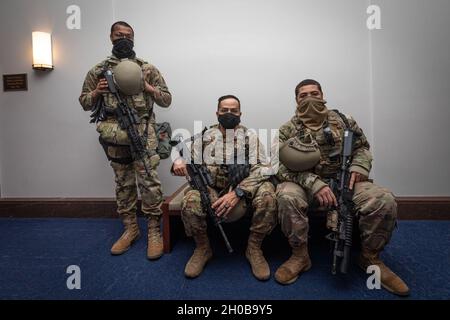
32, 31, 53, 71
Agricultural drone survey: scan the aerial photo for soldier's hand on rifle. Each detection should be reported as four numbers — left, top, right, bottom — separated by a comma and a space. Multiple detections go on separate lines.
349, 172, 368, 190
172, 158, 188, 177
92, 79, 109, 99
212, 191, 239, 218
315, 186, 338, 209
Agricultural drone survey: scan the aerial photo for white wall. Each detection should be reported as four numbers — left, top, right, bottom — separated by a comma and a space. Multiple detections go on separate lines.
0, 59, 3, 197
0, 0, 115, 197
370, 0, 450, 196
114, 0, 372, 195
0, 0, 449, 197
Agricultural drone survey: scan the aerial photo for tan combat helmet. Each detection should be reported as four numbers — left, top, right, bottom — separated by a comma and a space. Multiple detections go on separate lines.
279, 133, 321, 172
113, 59, 144, 95
225, 198, 248, 223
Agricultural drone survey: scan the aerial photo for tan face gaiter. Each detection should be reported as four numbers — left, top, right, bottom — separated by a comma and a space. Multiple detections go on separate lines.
296, 96, 328, 131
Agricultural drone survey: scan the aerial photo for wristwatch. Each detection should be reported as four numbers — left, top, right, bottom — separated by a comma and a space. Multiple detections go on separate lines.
234, 186, 245, 198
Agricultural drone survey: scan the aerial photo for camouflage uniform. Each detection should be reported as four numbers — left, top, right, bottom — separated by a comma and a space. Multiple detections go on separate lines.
79, 55, 171, 219
181, 124, 277, 237
276, 110, 397, 252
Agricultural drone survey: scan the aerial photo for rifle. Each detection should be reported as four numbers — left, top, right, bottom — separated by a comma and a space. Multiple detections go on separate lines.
326, 128, 355, 274
102, 69, 152, 176
89, 94, 107, 124
171, 131, 233, 253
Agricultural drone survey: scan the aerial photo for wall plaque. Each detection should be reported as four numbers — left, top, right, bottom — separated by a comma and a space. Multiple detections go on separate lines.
3, 74, 28, 91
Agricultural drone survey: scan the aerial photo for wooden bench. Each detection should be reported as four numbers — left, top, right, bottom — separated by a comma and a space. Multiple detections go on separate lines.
161, 183, 329, 253
162, 183, 190, 253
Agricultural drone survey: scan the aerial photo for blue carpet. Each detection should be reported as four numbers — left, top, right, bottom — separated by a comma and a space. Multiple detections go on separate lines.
0, 218, 448, 300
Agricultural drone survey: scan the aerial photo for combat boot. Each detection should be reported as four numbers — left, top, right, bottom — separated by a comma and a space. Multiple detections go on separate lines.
245, 231, 270, 281
111, 214, 141, 255
358, 247, 410, 296
184, 231, 213, 278
147, 215, 164, 260
275, 243, 311, 285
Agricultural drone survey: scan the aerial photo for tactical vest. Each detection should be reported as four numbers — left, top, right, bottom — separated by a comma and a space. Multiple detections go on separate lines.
97, 56, 154, 119
92, 57, 156, 164
291, 109, 352, 178
204, 126, 252, 192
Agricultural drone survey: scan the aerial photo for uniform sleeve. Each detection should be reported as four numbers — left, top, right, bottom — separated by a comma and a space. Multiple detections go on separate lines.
347, 117, 373, 176
145, 65, 172, 108
170, 136, 202, 174
276, 165, 328, 195
79, 67, 99, 111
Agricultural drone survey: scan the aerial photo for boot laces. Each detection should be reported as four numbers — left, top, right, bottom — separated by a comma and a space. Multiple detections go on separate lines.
148, 228, 161, 242
248, 247, 265, 264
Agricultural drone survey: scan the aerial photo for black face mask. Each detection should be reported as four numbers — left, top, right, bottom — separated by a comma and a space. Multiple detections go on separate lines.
218, 113, 241, 129
112, 38, 136, 59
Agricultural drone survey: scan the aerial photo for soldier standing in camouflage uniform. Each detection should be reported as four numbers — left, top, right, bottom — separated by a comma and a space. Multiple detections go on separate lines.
274, 79, 409, 296
79, 21, 172, 259
172, 95, 277, 280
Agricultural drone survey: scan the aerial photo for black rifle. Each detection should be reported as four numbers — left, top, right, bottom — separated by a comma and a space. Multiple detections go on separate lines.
326, 128, 355, 274
103, 69, 152, 176
89, 94, 107, 124
226, 145, 251, 189
171, 132, 233, 253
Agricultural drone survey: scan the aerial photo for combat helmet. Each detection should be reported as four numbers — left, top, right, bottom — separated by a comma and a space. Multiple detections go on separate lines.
225, 198, 248, 223
279, 132, 320, 172
112, 59, 144, 95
